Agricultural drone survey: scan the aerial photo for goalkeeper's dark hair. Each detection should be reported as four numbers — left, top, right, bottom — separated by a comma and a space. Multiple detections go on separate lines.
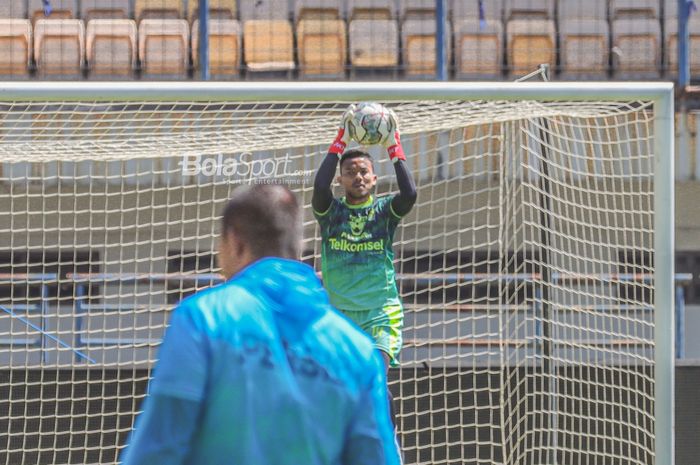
221, 184, 302, 260
339, 149, 374, 170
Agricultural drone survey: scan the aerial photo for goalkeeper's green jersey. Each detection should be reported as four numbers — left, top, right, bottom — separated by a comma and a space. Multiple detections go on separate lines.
314, 195, 403, 312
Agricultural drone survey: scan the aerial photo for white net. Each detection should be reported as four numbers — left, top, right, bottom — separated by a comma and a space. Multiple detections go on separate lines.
0, 95, 662, 465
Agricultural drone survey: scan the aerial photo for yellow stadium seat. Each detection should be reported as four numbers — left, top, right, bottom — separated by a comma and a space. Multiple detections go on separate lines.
138, 18, 189, 78
504, 0, 554, 19
34, 19, 85, 77
559, 18, 609, 79
28, 0, 77, 22
243, 19, 295, 72
611, 17, 661, 78
192, 18, 241, 77
187, 0, 237, 23
294, 0, 343, 22
134, 0, 183, 22
348, 19, 398, 69
402, 18, 451, 77
610, 0, 659, 19
297, 18, 346, 77
506, 18, 555, 78
86, 19, 136, 77
0, 19, 31, 76
81, 0, 130, 21
453, 18, 502, 78
399, 0, 436, 20
348, 0, 395, 20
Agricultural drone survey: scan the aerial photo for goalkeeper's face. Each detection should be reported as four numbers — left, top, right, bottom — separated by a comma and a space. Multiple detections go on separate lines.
338, 157, 377, 202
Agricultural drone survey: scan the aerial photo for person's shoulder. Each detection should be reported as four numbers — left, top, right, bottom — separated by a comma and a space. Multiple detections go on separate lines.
314, 196, 342, 218
374, 194, 395, 206
176, 280, 257, 324
372, 194, 397, 216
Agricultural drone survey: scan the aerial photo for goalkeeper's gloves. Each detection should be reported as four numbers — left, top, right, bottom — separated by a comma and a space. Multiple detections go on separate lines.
328, 104, 356, 157
383, 109, 406, 163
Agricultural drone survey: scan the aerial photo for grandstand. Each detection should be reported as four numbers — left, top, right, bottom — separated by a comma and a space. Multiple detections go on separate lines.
0, 0, 692, 79
1, 1, 700, 465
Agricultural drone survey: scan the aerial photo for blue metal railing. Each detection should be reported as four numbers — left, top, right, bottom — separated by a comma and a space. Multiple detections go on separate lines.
0, 271, 693, 362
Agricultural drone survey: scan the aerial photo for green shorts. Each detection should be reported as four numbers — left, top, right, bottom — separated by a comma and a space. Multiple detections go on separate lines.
342, 304, 403, 367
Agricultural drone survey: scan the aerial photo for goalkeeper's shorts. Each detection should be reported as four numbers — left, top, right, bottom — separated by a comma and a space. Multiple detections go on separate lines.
342, 304, 403, 367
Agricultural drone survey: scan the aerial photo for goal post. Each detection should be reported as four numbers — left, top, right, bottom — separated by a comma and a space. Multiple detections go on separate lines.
0, 82, 674, 465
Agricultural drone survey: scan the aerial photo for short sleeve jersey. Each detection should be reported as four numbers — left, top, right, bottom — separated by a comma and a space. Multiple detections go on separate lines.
314, 195, 403, 311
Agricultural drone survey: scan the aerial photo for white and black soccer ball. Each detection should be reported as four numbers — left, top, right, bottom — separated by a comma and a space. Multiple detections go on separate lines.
348, 102, 393, 146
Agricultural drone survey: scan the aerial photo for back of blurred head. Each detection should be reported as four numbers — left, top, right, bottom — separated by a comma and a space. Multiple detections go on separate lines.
218, 184, 302, 279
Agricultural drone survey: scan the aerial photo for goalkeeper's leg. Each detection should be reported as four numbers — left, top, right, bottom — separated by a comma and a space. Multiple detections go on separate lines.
380, 350, 399, 429
342, 306, 403, 427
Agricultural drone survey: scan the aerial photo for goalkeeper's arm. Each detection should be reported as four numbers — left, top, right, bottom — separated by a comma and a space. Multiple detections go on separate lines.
384, 112, 417, 217
312, 105, 355, 214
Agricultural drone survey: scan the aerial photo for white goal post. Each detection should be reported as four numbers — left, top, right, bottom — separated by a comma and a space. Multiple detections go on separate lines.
0, 81, 674, 465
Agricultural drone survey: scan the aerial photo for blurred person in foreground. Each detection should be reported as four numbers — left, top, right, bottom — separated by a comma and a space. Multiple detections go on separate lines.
120, 184, 401, 465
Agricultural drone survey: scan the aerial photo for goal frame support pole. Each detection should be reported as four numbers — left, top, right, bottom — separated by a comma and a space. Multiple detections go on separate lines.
0, 81, 675, 464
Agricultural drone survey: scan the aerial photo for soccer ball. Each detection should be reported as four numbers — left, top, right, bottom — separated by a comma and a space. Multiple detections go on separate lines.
348, 102, 393, 146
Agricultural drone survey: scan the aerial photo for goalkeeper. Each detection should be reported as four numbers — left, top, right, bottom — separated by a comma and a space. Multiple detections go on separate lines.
312, 105, 417, 370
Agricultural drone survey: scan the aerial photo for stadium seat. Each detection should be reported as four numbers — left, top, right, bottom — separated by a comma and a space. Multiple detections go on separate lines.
34, 18, 85, 77
187, 0, 237, 23
191, 19, 241, 77
296, 19, 346, 77
610, 0, 659, 19
138, 19, 189, 78
348, 19, 399, 71
0, 1, 27, 18
134, 0, 183, 22
243, 19, 295, 73
611, 17, 661, 78
294, 0, 343, 22
80, 0, 130, 21
0, 19, 31, 76
664, 0, 700, 76
506, 18, 555, 78
503, 0, 554, 19
402, 19, 451, 77
347, 0, 395, 20
28, 0, 77, 22
559, 18, 609, 79
86, 19, 136, 78
399, 0, 436, 20
451, 0, 502, 20
453, 18, 503, 78
239, 0, 288, 21
557, 0, 608, 78
558, 0, 607, 21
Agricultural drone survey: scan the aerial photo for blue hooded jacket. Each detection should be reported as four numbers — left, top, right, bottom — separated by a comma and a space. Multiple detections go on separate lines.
121, 257, 401, 465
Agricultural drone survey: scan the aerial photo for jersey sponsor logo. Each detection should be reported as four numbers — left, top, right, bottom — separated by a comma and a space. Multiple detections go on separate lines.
328, 237, 384, 252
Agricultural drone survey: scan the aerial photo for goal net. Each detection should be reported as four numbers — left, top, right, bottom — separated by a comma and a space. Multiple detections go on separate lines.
0, 83, 673, 465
